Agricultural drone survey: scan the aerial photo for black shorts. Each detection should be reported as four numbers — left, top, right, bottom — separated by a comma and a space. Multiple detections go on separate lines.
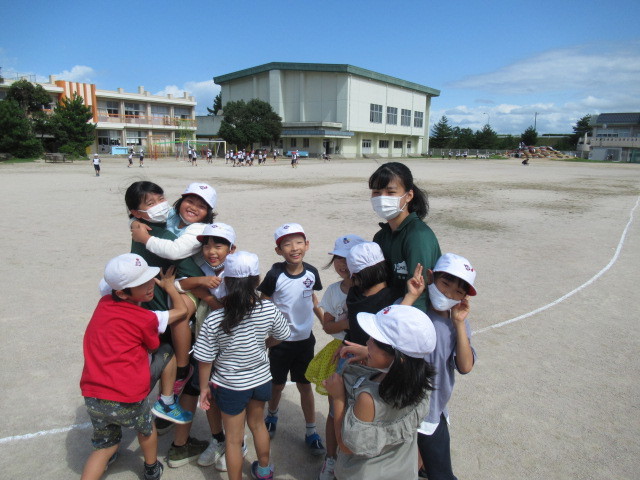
269, 334, 315, 385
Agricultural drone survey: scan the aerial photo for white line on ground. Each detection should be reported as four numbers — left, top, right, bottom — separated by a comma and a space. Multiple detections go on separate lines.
1, 196, 637, 445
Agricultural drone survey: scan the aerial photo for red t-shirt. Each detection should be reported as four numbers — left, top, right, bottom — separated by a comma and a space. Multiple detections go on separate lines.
80, 296, 160, 403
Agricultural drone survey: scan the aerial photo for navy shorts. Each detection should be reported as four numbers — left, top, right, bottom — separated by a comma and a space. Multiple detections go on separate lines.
269, 334, 315, 385
211, 380, 272, 416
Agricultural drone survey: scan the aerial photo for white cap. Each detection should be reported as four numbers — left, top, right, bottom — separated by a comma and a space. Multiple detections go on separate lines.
182, 182, 217, 209
357, 305, 436, 359
329, 234, 366, 258
347, 242, 385, 274
433, 253, 477, 296
103, 253, 160, 290
274, 223, 306, 246
197, 222, 237, 246
225, 251, 260, 278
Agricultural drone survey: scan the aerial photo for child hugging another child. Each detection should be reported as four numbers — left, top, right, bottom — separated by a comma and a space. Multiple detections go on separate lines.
80, 254, 192, 480
194, 251, 291, 480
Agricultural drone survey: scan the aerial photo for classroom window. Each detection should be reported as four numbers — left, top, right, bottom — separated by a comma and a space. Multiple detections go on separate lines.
387, 107, 397, 125
290, 138, 297, 147
174, 107, 190, 119
379, 140, 389, 148
126, 130, 147, 146
362, 139, 372, 148
393, 140, 403, 149
125, 102, 141, 117
106, 101, 119, 116
414, 111, 424, 128
151, 105, 169, 117
401, 109, 411, 126
303, 138, 310, 148
370, 104, 383, 123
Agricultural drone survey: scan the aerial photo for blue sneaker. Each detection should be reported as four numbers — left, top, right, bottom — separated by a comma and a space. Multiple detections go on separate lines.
265, 415, 278, 439
305, 433, 326, 456
152, 396, 193, 424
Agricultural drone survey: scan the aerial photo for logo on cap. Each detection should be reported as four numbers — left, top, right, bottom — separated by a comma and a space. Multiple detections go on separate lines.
283, 225, 290, 230
343, 237, 350, 244
465, 264, 474, 272
200, 185, 208, 190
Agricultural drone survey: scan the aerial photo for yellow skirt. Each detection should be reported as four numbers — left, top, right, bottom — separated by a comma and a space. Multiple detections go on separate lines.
305, 339, 342, 395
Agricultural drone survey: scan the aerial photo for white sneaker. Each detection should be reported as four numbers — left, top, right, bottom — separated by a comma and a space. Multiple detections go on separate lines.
197, 438, 225, 467
317, 456, 336, 480
215, 436, 248, 472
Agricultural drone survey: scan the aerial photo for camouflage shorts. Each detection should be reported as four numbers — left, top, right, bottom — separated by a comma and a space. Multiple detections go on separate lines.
84, 397, 153, 449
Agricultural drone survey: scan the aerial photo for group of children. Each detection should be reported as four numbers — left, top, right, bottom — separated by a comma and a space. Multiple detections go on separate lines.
81, 171, 478, 480
224, 149, 270, 167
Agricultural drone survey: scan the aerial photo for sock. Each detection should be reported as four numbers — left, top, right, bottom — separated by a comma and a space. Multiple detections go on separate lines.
268, 408, 279, 417
212, 431, 225, 443
160, 394, 174, 405
176, 366, 189, 380
257, 464, 271, 476
306, 423, 317, 437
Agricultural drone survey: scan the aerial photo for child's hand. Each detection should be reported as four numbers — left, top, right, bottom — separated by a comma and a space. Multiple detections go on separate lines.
155, 266, 177, 291
131, 221, 152, 244
407, 263, 425, 297
322, 373, 345, 399
200, 276, 222, 289
341, 341, 368, 364
199, 387, 212, 411
451, 297, 470, 326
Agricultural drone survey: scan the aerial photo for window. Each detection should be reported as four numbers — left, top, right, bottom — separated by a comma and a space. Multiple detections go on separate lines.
290, 138, 297, 148
107, 101, 119, 117
151, 105, 169, 117
125, 102, 141, 117
401, 109, 411, 126
362, 139, 372, 148
387, 107, 397, 125
393, 140, 403, 149
407, 140, 412, 150
126, 130, 147, 146
379, 140, 389, 148
98, 130, 121, 146
303, 138, 310, 148
414, 111, 424, 128
370, 104, 383, 123
174, 107, 190, 119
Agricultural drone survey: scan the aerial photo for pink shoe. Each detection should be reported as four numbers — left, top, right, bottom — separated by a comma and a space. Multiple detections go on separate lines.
173, 365, 194, 396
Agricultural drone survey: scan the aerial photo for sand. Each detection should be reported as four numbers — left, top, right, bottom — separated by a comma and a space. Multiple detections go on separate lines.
0, 156, 638, 479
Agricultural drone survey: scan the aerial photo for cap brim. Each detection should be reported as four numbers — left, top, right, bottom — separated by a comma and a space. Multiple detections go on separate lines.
123, 266, 160, 288
276, 232, 306, 246
356, 312, 392, 346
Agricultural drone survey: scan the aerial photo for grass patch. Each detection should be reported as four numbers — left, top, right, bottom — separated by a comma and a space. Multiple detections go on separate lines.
439, 216, 505, 232
0, 157, 38, 164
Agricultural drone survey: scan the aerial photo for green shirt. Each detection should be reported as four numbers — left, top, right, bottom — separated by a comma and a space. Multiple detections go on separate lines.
373, 212, 441, 313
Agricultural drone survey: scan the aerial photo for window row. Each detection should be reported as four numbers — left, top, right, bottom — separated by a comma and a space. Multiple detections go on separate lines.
372, 104, 423, 128
362, 139, 412, 149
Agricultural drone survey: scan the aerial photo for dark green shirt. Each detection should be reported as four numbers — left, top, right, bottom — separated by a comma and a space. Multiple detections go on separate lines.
373, 212, 441, 313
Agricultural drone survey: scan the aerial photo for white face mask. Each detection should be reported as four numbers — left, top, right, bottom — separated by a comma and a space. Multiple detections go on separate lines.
139, 201, 170, 223
178, 214, 192, 226
428, 283, 461, 311
370, 194, 408, 221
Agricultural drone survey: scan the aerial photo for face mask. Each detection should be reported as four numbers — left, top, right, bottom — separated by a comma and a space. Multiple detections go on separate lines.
372, 360, 394, 374
179, 214, 192, 226
371, 194, 408, 221
428, 283, 461, 311
138, 201, 170, 223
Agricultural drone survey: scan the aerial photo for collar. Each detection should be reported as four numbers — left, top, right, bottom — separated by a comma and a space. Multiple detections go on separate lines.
378, 212, 419, 234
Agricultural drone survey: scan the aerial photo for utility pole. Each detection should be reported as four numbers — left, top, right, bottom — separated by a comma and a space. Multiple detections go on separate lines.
534, 112, 538, 131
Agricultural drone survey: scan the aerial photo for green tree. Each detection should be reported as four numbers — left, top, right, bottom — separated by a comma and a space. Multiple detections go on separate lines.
430, 115, 453, 148
0, 99, 43, 157
49, 93, 96, 157
568, 114, 592, 148
207, 93, 222, 116
520, 126, 538, 146
218, 99, 282, 149
451, 127, 475, 149
6, 79, 51, 114
499, 135, 518, 150
474, 124, 499, 149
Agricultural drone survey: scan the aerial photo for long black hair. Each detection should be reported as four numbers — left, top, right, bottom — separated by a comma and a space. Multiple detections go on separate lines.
373, 338, 436, 409
221, 276, 261, 334
124, 181, 164, 218
368, 162, 429, 219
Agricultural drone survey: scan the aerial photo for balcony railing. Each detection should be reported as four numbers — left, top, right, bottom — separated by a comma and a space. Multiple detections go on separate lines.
96, 112, 196, 128
586, 137, 640, 149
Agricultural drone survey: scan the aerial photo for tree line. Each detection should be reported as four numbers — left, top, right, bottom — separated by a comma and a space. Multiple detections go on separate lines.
0, 79, 95, 158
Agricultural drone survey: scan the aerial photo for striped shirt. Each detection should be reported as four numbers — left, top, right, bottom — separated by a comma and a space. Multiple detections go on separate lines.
193, 300, 290, 390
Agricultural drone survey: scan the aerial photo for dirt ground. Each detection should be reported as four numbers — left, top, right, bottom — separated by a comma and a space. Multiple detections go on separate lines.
0, 156, 638, 479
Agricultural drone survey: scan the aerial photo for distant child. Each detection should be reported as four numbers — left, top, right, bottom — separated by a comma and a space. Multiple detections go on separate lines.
80, 254, 192, 480
192, 148, 198, 166
258, 223, 326, 456
92, 154, 100, 176
418, 253, 477, 480
139, 148, 144, 167
128, 151, 133, 167
305, 234, 365, 480
195, 251, 291, 480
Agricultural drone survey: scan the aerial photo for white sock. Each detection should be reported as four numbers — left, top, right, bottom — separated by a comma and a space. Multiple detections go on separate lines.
161, 394, 175, 405
306, 423, 317, 436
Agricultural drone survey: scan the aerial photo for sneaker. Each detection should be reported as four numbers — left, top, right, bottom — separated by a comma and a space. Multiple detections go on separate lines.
418, 467, 429, 479
155, 417, 175, 436
173, 365, 194, 396
215, 438, 248, 472
152, 396, 193, 424
167, 436, 209, 468
265, 414, 278, 439
143, 460, 164, 480
305, 433, 326, 456
317, 456, 336, 480
250, 460, 274, 480
104, 451, 119, 472
197, 437, 225, 467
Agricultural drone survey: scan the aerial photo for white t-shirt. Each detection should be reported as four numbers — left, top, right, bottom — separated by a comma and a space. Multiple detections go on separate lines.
201, 262, 227, 300
319, 281, 348, 340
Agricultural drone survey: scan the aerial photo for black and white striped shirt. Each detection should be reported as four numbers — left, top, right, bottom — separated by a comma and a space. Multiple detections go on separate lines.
193, 300, 290, 390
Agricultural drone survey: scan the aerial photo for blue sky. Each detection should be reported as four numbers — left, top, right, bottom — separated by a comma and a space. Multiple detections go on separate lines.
1, 0, 639, 134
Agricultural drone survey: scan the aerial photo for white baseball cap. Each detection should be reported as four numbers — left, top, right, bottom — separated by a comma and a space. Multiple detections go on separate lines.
196, 222, 237, 246
274, 223, 306, 246
103, 253, 160, 290
225, 251, 260, 278
182, 182, 217, 209
433, 253, 477, 296
357, 304, 436, 359
329, 234, 366, 258
347, 242, 385, 274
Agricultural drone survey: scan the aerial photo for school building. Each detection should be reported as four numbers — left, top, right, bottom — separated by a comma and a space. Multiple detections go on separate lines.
212, 62, 440, 158
580, 112, 640, 163
0, 75, 197, 155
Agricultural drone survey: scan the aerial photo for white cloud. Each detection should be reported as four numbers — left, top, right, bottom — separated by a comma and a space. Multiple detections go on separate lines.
54, 65, 96, 82
156, 80, 220, 114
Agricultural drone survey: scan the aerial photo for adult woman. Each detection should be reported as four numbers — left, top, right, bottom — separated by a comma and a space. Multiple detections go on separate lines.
369, 162, 441, 313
